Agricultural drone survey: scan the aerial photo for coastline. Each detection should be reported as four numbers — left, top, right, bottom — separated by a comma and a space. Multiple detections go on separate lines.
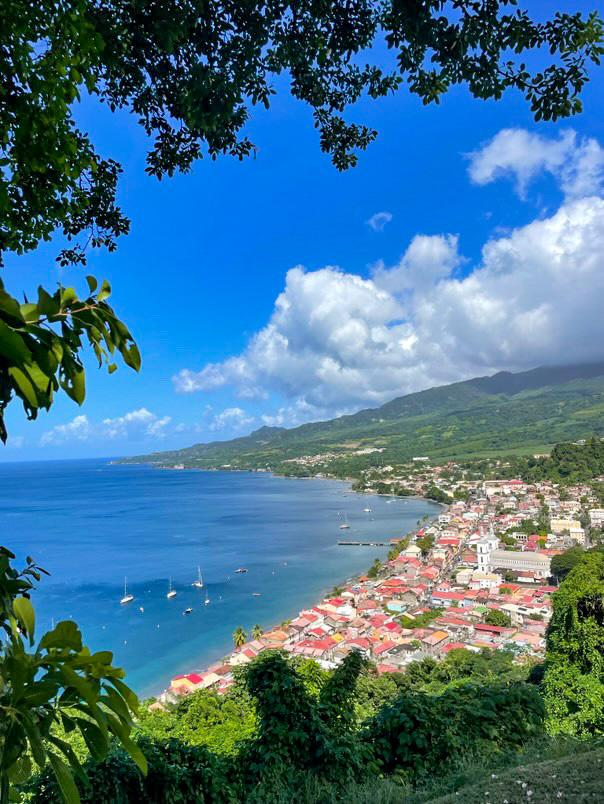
141, 470, 444, 700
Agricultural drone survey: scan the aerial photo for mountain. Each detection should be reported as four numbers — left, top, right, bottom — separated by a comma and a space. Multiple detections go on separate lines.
124, 362, 604, 475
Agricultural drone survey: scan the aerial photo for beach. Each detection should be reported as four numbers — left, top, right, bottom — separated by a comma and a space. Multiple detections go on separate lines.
1, 459, 441, 696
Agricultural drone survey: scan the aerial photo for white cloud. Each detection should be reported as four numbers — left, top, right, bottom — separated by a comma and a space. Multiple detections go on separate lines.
40, 415, 91, 446
209, 407, 255, 432
40, 408, 172, 445
173, 129, 604, 425
467, 128, 604, 199
366, 211, 393, 231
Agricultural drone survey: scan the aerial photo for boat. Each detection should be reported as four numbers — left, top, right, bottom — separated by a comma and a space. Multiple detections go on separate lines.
166, 578, 177, 599
338, 511, 351, 530
120, 577, 134, 605
192, 565, 204, 589
183, 607, 193, 615
204, 590, 210, 606
252, 592, 261, 597
234, 567, 248, 574
363, 507, 372, 513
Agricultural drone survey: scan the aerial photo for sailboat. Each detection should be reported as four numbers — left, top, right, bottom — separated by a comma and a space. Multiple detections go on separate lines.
166, 578, 177, 599
339, 512, 351, 530
120, 577, 134, 605
204, 589, 210, 606
192, 566, 204, 589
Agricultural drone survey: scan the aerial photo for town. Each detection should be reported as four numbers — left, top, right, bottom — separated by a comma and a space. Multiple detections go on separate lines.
162, 457, 604, 702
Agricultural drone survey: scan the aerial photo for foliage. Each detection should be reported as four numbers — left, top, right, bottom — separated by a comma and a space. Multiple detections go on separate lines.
550, 544, 604, 582
365, 681, 544, 780
484, 609, 512, 628
232, 627, 247, 650
543, 551, 604, 736
367, 558, 382, 579
415, 535, 435, 557
0, 547, 145, 803
2, 2, 600, 437
397, 608, 443, 630
250, 625, 263, 641
0, 278, 139, 443
28, 736, 233, 804
424, 485, 452, 504
130, 369, 604, 476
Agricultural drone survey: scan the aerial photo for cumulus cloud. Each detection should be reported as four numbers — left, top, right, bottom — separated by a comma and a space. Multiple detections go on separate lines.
41, 408, 172, 445
173, 129, 604, 426
467, 128, 604, 199
209, 407, 255, 432
366, 211, 393, 231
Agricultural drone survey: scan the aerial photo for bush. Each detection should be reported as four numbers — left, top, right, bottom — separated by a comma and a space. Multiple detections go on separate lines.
365, 682, 544, 780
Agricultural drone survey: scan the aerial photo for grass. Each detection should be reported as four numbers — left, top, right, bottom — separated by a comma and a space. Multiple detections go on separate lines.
249, 738, 604, 803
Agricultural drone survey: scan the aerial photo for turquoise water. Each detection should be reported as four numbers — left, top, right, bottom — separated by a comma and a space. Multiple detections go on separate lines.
0, 460, 440, 696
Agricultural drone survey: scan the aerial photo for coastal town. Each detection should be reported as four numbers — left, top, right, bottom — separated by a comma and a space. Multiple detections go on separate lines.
161, 458, 603, 702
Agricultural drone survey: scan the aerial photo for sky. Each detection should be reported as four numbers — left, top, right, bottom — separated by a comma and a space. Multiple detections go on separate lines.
2, 0, 604, 461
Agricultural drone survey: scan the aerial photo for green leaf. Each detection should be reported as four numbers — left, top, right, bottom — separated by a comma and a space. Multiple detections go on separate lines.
39, 620, 83, 652
120, 736, 148, 776
9, 366, 39, 408
0, 319, 30, 363
85, 276, 98, 294
13, 596, 35, 641
48, 751, 81, 804
97, 279, 111, 302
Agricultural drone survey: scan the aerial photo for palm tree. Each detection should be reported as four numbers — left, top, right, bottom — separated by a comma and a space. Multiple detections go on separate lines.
232, 626, 247, 650
251, 624, 263, 641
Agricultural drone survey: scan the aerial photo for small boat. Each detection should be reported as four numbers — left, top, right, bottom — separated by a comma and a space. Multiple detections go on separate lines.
252, 592, 261, 597
204, 591, 210, 606
234, 568, 248, 574
338, 512, 351, 530
363, 507, 372, 513
139, 606, 144, 613
166, 578, 177, 599
120, 577, 134, 605
192, 565, 204, 589
183, 607, 193, 615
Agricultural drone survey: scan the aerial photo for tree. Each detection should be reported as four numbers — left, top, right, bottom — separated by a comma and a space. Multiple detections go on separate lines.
1, 1, 603, 438
543, 551, 604, 736
232, 626, 248, 650
367, 558, 383, 579
416, 534, 435, 558
0, 547, 146, 803
484, 609, 512, 628
251, 624, 263, 641
551, 545, 589, 582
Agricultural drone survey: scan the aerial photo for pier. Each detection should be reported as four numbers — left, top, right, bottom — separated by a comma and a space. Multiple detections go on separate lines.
338, 540, 389, 547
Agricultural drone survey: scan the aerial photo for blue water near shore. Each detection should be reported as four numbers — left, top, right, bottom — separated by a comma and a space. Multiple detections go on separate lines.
0, 460, 441, 697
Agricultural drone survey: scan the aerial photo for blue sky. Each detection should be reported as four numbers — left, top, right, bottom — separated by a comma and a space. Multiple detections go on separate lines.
3, 0, 604, 461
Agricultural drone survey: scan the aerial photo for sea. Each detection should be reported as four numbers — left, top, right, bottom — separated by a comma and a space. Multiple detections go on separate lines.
0, 459, 442, 697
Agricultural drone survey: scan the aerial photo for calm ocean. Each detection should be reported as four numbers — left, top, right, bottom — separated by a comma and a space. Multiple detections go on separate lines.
0, 460, 441, 697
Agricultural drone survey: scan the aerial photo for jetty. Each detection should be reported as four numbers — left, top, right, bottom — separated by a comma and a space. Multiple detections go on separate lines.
338, 539, 389, 547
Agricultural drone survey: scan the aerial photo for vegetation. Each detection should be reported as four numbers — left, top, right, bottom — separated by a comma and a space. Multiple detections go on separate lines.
232, 627, 247, 651
128, 365, 604, 475
0, 548, 145, 803
543, 550, 604, 736
26, 648, 546, 802
484, 609, 512, 628
2, 5, 601, 440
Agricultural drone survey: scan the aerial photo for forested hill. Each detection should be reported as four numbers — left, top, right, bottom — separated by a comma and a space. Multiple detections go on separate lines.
124, 362, 604, 475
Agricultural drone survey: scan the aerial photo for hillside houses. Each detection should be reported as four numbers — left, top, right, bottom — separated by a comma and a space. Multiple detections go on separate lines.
162, 465, 599, 703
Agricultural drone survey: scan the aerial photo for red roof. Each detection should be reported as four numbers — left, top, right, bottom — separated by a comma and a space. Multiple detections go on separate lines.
475, 623, 511, 635
173, 673, 203, 684
442, 642, 469, 653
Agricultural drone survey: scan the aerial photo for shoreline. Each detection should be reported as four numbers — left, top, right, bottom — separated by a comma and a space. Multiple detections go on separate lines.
138, 469, 444, 700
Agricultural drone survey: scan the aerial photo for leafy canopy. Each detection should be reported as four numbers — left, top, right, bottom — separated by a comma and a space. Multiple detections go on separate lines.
1, 0, 603, 439
0, 547, 145, 803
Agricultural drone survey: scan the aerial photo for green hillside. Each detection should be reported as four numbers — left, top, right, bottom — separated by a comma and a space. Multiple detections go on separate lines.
124, 362, 604, 475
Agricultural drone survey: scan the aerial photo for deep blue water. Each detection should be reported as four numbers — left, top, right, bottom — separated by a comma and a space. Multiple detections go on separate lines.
0, 460, 440, 696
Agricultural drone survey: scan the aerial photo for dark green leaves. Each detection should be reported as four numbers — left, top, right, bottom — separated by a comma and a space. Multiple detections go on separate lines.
0, 277, 139, 442
0, 550, 145, 801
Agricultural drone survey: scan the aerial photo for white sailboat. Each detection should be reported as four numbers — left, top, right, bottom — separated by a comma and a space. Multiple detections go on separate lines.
120, 577, 134, 605
339, 511, 351, 530
204, 589, 210, 606
192, 566, 204, 589
166, 578, 177, 599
